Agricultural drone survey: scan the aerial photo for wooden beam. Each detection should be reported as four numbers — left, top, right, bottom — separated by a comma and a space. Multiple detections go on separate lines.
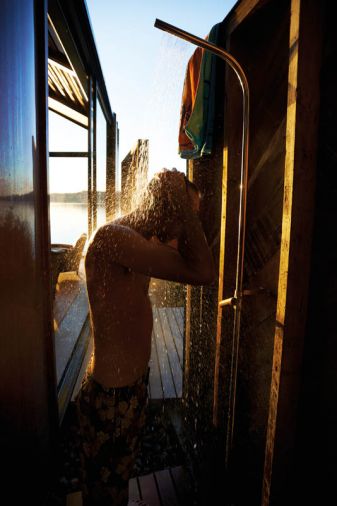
226, 0, 270, 35
49, 151, 88, 157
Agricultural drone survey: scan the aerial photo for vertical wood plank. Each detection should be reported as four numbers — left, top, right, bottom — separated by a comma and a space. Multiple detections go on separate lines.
262, 3, 300, 499
262, 0, 323, 503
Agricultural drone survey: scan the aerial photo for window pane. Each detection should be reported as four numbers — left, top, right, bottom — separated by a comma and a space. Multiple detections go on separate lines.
49, 157, 88, 244
49, 111, 87, 152
96, 99, 107, 227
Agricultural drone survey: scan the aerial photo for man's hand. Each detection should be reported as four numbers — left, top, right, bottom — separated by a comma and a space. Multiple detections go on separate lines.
154, 169, 191, 220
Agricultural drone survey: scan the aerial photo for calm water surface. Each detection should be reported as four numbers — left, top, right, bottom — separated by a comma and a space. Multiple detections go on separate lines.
50, 202, 106, 244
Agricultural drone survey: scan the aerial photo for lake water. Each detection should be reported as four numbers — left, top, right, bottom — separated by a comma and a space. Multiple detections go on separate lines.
50, 202, 106, 244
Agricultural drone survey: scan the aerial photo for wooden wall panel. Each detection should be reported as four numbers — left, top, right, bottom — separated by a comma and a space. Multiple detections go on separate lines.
215, 1, 291, 503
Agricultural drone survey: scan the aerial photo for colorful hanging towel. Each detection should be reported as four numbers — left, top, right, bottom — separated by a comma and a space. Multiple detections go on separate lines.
178, 23, 220, 159
178, 46, 203, 156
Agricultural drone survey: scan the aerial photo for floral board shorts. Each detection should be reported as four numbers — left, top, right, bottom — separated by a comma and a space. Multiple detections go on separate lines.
74, 368, 150, 506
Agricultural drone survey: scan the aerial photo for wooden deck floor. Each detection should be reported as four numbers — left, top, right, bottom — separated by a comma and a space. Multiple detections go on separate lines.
128, 466, 194, 506
148, 306, 184, 401
66, 466, 194, 506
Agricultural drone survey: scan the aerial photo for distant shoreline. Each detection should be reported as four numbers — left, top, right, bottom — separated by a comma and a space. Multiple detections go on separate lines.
50, 191, 105, 204
0, 191, 121, 205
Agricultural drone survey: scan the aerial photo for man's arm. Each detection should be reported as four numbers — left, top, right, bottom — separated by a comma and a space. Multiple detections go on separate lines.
87, 175, 215, 285
88, 219, 215, 286
177, 192, 215, 282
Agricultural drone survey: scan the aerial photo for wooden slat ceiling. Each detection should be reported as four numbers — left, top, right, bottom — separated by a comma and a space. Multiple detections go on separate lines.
48, 15, 88, 128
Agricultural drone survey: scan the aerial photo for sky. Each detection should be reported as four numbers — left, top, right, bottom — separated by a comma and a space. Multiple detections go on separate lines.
49, 0, 237, 193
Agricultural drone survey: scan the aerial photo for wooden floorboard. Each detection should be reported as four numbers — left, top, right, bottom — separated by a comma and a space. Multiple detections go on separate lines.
148, 328, 164, 400
157, 308, 183, 397
55, 283, 89, 384
132, 466, 192, 506
138, 473, 161, 506
149, 306, 185, 401
66, 467, 191, 506
164, 308, 184, 367
152, 308, 176, 399
155, 469, 180, 506
172, 307, 184, 332
129, 476, 141, 501
54, 273, 82, 330
170, 466, 194, 506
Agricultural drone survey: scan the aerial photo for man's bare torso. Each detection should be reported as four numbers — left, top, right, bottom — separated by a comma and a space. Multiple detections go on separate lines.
83, 171, 214, 389
85, 224, 153, 388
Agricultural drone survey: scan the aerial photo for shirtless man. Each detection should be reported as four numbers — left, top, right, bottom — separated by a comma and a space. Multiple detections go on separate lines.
75, 169, 215, 506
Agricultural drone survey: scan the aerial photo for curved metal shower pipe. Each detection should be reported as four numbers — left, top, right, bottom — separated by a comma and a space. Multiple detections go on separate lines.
154, 19, 250, 465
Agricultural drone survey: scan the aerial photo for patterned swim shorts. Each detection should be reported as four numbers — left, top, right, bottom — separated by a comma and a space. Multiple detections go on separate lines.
74, 368, 149, 506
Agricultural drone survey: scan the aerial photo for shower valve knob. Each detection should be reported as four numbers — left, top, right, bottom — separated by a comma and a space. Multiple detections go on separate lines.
219, 297, 237, 307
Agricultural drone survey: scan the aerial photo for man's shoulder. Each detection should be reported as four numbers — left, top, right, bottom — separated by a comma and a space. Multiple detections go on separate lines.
86, 220, 138, 259
93, 220, 129, 240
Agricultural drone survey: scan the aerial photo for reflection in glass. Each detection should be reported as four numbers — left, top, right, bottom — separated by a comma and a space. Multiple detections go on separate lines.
48, 110, 90, 387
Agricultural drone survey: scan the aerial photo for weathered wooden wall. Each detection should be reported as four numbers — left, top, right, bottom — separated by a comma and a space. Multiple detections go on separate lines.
223, 2, 290, 503
184, 1, 329, 505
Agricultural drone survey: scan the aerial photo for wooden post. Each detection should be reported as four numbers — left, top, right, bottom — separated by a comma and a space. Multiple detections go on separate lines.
88, 75, 94, 237
92, 80, 97, 231
183, 160, 193, 401
106, 113, 117, 221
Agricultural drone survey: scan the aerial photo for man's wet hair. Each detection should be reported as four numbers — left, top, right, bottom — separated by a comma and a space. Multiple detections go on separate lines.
135, 169, 200, 242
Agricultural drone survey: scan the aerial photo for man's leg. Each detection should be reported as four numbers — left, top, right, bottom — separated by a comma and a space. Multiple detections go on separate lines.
75, 369, 149, 506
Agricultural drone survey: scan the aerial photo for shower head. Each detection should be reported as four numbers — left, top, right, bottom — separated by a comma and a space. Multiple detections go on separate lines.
154, 18, 248, 91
